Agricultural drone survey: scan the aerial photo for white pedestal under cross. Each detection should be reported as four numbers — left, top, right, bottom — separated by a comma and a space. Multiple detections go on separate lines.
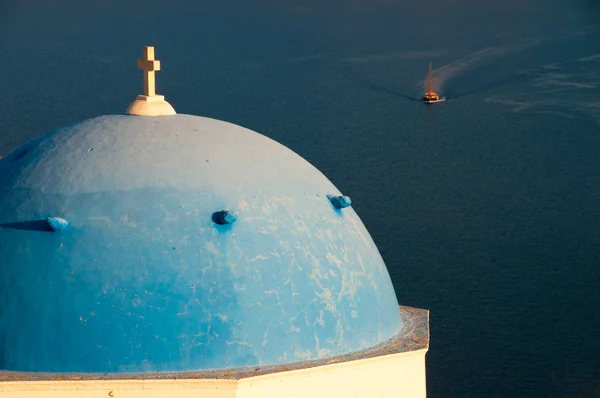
125, 46, 176, 116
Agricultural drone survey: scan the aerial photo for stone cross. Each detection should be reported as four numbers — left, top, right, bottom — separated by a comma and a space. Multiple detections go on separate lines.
137, 46, 161, 97
125, 46, 176, 116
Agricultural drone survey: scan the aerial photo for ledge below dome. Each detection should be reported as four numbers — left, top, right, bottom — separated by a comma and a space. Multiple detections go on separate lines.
0, 306, 428, 382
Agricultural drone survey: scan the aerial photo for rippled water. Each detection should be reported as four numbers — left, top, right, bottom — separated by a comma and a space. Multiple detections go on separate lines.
1, 1, 600, 396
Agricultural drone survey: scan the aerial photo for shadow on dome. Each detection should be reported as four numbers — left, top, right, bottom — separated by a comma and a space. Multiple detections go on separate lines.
0, 220, 53, 232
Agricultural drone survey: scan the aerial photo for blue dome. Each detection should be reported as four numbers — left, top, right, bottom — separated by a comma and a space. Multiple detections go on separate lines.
0, 115, 402, 373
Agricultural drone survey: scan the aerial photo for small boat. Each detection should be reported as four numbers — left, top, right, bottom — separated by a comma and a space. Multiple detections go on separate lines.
423, 62, 443, 104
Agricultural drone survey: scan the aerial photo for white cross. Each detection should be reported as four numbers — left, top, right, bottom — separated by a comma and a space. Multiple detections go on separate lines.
137, 46, 161, 97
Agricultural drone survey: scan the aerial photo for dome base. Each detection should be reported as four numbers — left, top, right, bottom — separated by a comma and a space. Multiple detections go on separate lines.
125, 95, 176, 116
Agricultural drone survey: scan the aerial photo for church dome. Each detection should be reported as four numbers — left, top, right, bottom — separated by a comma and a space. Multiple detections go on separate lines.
0, 114, 402, 373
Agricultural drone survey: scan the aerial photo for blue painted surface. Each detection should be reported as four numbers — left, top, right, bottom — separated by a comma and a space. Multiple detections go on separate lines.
0, 114, 402, 373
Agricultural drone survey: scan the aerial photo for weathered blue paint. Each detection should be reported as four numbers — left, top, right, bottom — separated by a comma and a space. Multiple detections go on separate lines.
0, 115, 402, 373
328, 195, 352, 209
46, 217, 70, 232
212, 210, 237, 225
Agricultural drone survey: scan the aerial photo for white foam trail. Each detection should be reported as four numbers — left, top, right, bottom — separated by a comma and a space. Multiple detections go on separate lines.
419, 38, 541, 93
421, 23, 600, 93
342, 50, 445, 63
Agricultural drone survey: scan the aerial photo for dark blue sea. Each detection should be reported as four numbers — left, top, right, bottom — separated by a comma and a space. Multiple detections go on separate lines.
1, 0, 600, 396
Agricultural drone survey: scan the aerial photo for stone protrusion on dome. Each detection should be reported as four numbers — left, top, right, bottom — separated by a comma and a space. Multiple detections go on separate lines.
212, 210, 237, 225
328, 194, 352, 209
45, 217, 70, 232
125, 46, 176, 116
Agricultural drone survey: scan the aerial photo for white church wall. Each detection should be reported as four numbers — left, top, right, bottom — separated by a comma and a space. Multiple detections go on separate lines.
0, 349, 427, 398
238, 349, 428, 398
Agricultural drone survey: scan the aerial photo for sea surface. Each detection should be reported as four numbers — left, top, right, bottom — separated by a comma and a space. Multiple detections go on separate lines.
1, 0, 600, 396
